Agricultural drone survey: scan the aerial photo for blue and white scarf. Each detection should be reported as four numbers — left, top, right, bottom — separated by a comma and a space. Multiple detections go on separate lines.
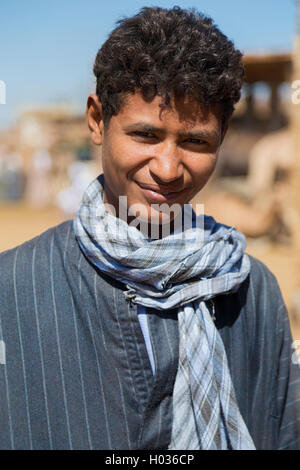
73, 174, 255, 450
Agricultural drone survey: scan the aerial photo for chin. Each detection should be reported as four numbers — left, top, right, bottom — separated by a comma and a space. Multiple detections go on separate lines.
129, 203, 182, 238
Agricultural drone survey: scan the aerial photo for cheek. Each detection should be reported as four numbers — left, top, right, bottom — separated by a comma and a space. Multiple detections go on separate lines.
192, 154, 217, 186
104, 138, 145, 174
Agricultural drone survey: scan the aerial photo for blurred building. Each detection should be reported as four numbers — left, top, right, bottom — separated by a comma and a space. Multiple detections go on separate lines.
218, 53, 292, 177
0, 104, 100, 209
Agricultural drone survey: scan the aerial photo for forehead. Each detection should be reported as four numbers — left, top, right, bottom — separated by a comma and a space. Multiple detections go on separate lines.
109, 92, 222, 132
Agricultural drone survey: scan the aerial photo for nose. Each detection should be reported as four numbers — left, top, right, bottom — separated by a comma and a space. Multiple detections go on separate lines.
148, 141, 184, 183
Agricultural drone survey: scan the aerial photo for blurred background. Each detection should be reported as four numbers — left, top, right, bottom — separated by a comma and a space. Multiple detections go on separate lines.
1, 0, 300, 338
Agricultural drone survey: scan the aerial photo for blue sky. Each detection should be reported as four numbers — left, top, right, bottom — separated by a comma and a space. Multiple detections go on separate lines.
0, 0, 297, 129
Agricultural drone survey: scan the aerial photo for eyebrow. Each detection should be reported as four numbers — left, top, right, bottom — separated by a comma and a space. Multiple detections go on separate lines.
124, 122, 219, 141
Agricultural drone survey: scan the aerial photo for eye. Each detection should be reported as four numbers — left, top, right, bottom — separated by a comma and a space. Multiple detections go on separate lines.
184, 138, 206, 145
132, 131, 151, 137
130, 131, 158, 141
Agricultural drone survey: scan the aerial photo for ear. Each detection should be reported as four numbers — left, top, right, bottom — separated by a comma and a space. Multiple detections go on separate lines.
86, 94, 104, 146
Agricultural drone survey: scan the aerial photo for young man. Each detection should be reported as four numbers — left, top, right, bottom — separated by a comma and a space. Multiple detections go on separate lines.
0, 7, 299, 450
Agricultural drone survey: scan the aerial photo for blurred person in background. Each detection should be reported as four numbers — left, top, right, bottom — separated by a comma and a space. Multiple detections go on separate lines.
0, 146, 25, 201
25, 149, 52, 207
0, 6, 299, 451
56, 143, 99, 218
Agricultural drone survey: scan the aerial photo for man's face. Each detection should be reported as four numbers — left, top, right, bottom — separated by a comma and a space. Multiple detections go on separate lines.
88, 92, 225, 228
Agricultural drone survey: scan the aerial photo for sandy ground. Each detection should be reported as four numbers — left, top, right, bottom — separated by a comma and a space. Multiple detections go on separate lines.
1, 202, 299, 341
0, 203, 64, 250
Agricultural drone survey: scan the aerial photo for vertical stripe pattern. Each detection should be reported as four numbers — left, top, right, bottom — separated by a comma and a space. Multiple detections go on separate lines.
0, 220, 299, 449
74, 174, 255, 449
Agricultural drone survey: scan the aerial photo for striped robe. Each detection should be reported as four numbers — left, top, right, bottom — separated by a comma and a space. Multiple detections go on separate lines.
0, 220, 299, 450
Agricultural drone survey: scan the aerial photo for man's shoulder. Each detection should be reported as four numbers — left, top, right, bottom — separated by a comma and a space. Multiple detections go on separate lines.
236, 253, 287, 333
216, 253, 286, 335
247, 254, 283, 301
0, 220, 74, 277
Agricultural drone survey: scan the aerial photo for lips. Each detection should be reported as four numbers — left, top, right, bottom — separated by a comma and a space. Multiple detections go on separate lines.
135, 181, 188, 203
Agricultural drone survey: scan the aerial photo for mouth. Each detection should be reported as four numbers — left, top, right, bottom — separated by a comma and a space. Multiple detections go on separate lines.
135, 181, 189, 203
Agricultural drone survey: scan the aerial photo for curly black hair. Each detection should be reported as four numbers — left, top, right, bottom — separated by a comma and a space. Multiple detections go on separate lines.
93, 6, 244, 127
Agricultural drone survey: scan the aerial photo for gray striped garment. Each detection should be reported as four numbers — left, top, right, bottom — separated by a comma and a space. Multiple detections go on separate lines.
74, 175, 255, 450
0, 220, 299, 449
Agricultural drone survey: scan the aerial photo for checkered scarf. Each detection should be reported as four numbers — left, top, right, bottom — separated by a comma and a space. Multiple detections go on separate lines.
73, 174, 255, 450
